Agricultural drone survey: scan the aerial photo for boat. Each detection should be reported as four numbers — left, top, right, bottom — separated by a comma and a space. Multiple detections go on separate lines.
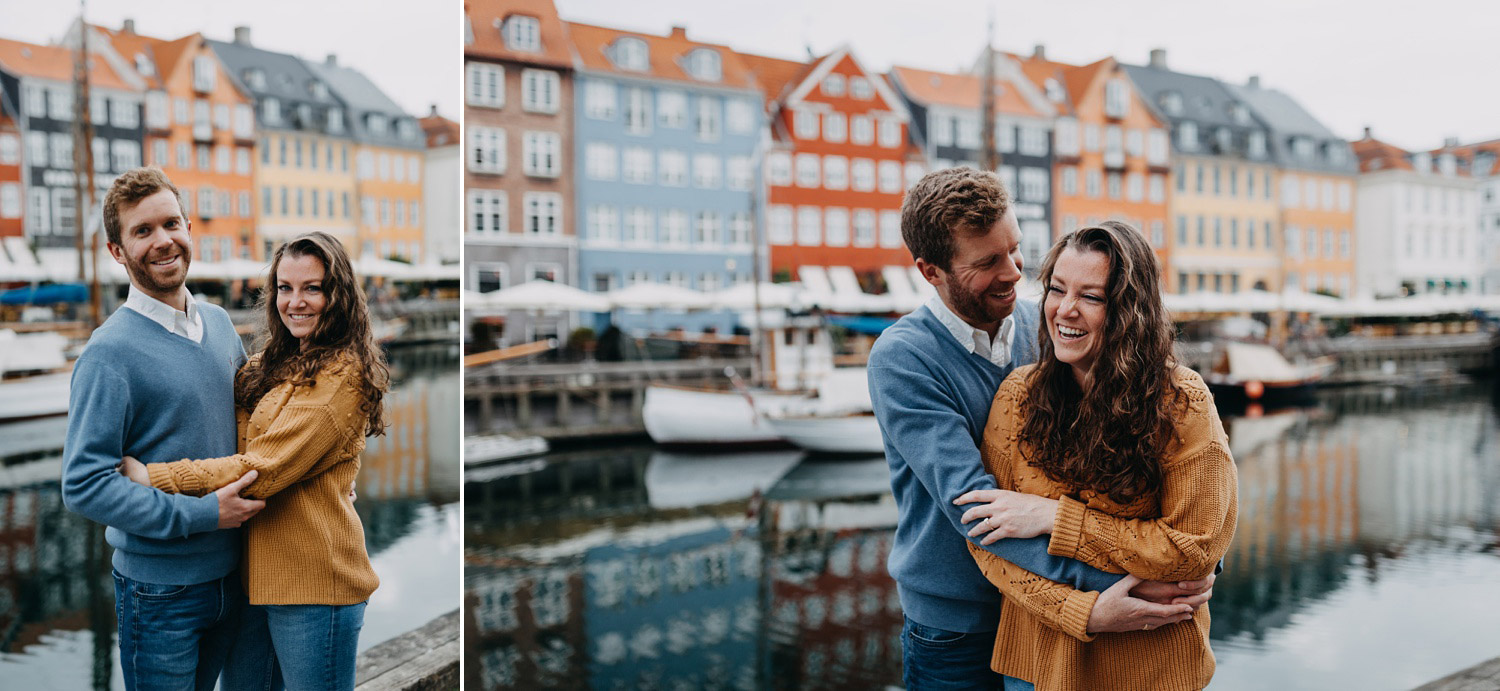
642, 384, 809, 447
463, 433, 549, 467
0, 329, 72, 422
643, 449, 804, 509
763, 410, 885, 456
1203, 341, 1336, 408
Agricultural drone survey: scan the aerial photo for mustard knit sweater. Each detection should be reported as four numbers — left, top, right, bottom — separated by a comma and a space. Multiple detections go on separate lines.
147, 354, 380, 606
967, 364, 1238, 691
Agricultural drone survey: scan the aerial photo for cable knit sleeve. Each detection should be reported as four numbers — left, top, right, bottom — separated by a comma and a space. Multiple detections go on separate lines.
1046, 369, 1239, 582
147, 363, 366, 499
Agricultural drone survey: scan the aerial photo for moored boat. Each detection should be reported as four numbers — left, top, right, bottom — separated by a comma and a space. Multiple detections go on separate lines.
1204, 341, 1336, 407
0, 330, 71, 422
763, 411, 885, 456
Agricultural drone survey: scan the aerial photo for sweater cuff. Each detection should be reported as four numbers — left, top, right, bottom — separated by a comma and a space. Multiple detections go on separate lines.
1059, 588, 1099, 643
1048, 494, 1088, 560
148, 462, 203, 496
189, 494, 221, 535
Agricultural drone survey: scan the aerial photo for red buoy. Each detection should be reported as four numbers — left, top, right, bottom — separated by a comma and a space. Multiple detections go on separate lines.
1245, 380, 1265, 400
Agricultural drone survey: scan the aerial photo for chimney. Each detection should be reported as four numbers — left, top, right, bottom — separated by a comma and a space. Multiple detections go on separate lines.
1247, 75, 1260, 89
1444, 136, 1459, 148
123, 18, 135, 34
429, 104, 439, 117
669, 25, 687, 40
234, 26, 251, 45
326, 53, 337, 67
1032, 44, 1046, 60
1363, 126, 1372, 140
1148, 48, 1167, 69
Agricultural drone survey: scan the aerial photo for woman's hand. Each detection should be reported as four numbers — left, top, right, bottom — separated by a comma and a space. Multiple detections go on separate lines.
954, 489, 1058, 543
119, 456, 150, 486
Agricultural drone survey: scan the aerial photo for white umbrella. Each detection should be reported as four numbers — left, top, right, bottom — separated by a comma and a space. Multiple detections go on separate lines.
710, 281, 803, 310
607, 282, 712, 311
472, 280, 611, 312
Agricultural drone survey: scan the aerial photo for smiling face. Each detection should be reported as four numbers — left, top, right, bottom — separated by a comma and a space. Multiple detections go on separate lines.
275, 252, 328, 344
107, 188, 192, 307
1044, 246, 1112, 385
919, 207, 1024, 334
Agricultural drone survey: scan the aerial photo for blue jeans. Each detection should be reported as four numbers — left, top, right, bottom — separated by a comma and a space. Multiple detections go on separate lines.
112, 569, 246, 691
223, 602, 367, 691
901, 616, 1004, 690
1003, 676, 1035, 690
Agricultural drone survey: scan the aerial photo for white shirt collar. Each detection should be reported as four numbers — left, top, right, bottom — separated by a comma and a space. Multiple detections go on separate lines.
123, 284, 204, 343
925, 294, 1015, 368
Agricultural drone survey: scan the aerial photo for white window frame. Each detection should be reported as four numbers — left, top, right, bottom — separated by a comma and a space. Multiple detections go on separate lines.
467, 63, 505, 108
522, 192, 562, 236
521, 131, 560, 177
469, 127, 505, 174
521, 69, 560, 114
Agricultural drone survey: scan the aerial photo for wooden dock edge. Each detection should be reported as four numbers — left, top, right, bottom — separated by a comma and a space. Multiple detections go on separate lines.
1415, 655, 1500, 690
355, 609, 460, 691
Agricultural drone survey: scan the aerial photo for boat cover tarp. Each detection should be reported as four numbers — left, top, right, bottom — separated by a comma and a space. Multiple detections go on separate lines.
827, 315, 897, 335
1225, 341, 1300, 382
0, 283, 89, 305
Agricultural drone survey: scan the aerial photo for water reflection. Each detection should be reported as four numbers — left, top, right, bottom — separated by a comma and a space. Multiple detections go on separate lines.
0, 345, 460, 690
465, 383, 1500, 691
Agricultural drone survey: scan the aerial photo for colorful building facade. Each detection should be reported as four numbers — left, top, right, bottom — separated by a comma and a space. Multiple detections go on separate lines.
0, 69, 21, 242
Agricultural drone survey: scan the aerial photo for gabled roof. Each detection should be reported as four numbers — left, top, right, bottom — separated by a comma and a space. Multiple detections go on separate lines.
0, 35, 130, 90
566, 22, 758, 91
206, 37, 338, 105
887, 64, 1044, 119
304, 57, 420, 147
465, 0, 573, 68
1224, 79, 1354, 174
738, 51, 808, 107
1010, 53, 1077, 116
90, 23, 166, 90
420, 110, 459, 148
778, 45, 907, 120
1428, 138, 1500, 176
1352, 135, 1413, 173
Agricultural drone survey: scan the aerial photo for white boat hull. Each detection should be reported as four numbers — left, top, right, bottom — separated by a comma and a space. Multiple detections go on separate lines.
642, 385, 807, 446
0, 372, 70, 422
765, 414, 886, 455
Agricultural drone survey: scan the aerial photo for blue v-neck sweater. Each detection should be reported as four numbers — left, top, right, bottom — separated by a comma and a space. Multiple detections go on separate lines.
869, 302, 1123, 633
62, 305, 246, 585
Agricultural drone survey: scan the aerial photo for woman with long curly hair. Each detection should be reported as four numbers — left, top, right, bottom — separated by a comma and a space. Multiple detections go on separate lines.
953, 221, 1238, 691
119, 230, 389, 690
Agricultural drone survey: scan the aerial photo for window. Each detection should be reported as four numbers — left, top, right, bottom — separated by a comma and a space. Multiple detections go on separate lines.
112, 99, 139, 128
794, 108, 819, 139
1104, 78, 1129, 118
795, 153, 820, 188
26, 133, 46, 169
522, 192, 561, 235
955, 116, 979, 149
822, 74, 846, 97
584, 80, 616, 119
850, 209, 877, 247
1147, 129, 1168, 165
878, 161, 902, 193
1148, 174, 1165, 203
28, 188, 49, 234
22, 85, 46, 117
1061, 166, 1078, 196
659, 150, 687, 186
1085, 170, 1101, 198
694, 211, 721, 246
930, 114, 953, 147
768, 205, 794, 244
851, 158, 876, 191
1107, 173, 1122, 199
521, 69, 559, 113
587, 205, 619, 243
687, 49, 722, 81
878, 118, 901, 148
504, 15, 541, 52
850, 76, 874, 100
623, 147, 653, 184
522, 131, 560, 177
215, 146, 231, 173
1248, 131, 1266, 159
624, 207, 652, 245
824, 208, 850, 247
657, 90, 686, 127
1177, 121, 1198, 151
824, 113, 847, 143
261, 97, 281, 126
48, 87, 73, 120
1228, 218, 1238, 247
1018, 126, 1047, 156
692, 153, 721, 188
729, 212, 752, 247
1176, 216, 1188, 245
1054, 118, 1079, 156
624, 87, 651, 134
52, 188, 76, 235
846, 115, 874, 146
612, 37, 648, 71
823, 155, 848, 190
467, 64, 504, 108
1285, 225, 1300, 258
797, 206, 822, 245
695, 97, 720, 140
1020, 168, 1049, 202
767, 152, 792, 186
727, 156, 753, 190
661, 210, 688, 246
0, 183, 20, 219
469, 127, 505, 173
880, 210, 902, 248
585, 142, 618, 180
727, 99, 755, 134
1125, 172, 1143, 202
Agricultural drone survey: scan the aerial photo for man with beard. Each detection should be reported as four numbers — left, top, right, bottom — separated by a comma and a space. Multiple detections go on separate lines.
62, 167, 266, 690
869, 168, 1213, 689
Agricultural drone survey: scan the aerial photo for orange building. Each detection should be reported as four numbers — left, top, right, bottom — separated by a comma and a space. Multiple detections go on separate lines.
1014, 50, 1172, 284
0, 90, 20, 241
744, 46, 924, 289
84, 21, 259, 261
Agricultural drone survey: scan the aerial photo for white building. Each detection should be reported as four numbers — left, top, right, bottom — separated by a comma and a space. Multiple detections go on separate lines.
1353, 132, 1481, 298
420, 107, 460, 265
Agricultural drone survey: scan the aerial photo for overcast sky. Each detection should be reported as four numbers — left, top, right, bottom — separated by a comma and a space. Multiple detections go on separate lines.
559, 0, 1500, 152
0, 0, 460, 121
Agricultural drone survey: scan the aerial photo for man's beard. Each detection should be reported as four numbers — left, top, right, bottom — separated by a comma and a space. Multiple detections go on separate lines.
945, 274, 1011, 326
123, 249, 190, 297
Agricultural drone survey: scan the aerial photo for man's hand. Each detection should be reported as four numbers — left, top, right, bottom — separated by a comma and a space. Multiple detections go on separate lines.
214, 470, 265, 529
1087, 574, 1195, 634
953, 489, 1058, 543
119, 456, 150, 485
1131, 573, 1215, 610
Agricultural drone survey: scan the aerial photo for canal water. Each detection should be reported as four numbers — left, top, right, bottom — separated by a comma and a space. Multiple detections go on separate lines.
464, 383, 1500, 690
0, 345, 461, 691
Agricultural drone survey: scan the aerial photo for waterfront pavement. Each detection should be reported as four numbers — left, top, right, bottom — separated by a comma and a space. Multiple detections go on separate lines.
1418, 656, 1500, 690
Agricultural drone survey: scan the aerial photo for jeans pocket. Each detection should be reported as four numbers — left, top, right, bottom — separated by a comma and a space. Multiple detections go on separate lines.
132, 581, 193, 600
906, 622, 970, 646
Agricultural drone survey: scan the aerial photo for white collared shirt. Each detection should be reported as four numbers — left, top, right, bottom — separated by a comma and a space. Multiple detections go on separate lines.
925, 295, 1016, 368
123, 284, 204, 343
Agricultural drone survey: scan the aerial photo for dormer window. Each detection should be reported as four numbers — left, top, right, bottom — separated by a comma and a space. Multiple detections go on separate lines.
1248, 131, 1266, 159
686, 49, 721, 82
1230, 102, 1250, 126
244, 68, 266, 90
297, 104, 313, 127
1159, 91, 1182, 116
1325, 143, 1345, 166
613, 37, 649, 71
327, 107, 344, 134
850, 77, 873, 100
1412, 151, 1431, 173
135, 53, 155, 77
310, 81, 328, 100
1474, 152, 1495, 176
398, 119, 419, 142
1291, 136, 1314, 161
1215, 127, 1232, 152
1044, 78, 1065, 103
1439, 152, 1457, 176
503, 15, 541, 52
1104, 79, 1128, 118
822, 73, 845, 96
368, 114, 388, 136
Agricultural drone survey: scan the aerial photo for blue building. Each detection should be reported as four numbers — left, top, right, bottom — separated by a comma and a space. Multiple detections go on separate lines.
566, 22, 764, 336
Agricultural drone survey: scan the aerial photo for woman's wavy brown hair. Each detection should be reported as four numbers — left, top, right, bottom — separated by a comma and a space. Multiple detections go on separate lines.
1018, 221, 1182, 505
235, 231, 389, 437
